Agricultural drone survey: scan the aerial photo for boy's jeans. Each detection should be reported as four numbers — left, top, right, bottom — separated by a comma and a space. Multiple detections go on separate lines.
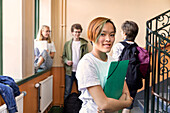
0, 83, 18, 113
64, 72, 78, 100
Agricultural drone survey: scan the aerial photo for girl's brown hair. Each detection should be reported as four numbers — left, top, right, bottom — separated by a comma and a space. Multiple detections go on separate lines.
87, 17, 116, 43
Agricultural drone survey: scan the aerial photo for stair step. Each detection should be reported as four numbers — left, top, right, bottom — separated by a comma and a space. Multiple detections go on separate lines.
131, 107, 143, 113
137, 100, 144, 112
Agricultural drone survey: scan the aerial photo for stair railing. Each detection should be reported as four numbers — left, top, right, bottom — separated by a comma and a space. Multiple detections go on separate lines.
145, 10, 170, 113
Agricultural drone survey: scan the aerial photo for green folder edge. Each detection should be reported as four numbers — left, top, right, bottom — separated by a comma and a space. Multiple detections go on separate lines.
104, 60, 129, 99
103, 60, 129, 113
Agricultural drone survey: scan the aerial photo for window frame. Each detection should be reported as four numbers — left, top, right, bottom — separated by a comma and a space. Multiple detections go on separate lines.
0, 0, 3, 75
34, 0, 39, 39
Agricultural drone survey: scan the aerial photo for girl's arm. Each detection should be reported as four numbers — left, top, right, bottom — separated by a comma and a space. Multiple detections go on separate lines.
122, 81, 130, 96
88, 85, 132, 112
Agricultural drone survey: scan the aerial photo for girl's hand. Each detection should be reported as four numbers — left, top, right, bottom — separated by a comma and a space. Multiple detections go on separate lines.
126, 93, 133, 101
124, 93, 133, 107
119, 93, 127, 101
119, 93, 133, 108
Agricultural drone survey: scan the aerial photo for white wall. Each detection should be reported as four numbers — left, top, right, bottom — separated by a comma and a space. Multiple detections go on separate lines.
52, 0, 170, 66
65, 0, 170, 52
2, 0, 170, 74
40, 0, 51, 27
3, 0, 34, 79
3, 0, 22, 79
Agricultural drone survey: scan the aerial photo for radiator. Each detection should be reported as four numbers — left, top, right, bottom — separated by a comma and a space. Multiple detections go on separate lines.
0, 91, 26, 113
35, 75, 53, 113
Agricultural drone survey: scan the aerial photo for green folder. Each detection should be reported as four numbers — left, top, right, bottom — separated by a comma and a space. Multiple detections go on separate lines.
104, 60, 129, 99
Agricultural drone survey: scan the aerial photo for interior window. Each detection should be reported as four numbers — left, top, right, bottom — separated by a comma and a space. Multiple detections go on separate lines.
0, 0, 2, 75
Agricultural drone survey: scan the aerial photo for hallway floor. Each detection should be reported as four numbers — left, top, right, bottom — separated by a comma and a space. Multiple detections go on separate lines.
48, 106, 144, 113
131, 107, 143, 113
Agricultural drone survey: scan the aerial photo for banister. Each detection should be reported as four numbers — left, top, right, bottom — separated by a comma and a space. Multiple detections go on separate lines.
152, 87, 170, 104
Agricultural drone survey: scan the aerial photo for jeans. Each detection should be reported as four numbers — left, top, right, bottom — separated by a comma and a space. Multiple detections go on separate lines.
0, 83, 18, 113
34, 48, 53, 71
0, 76, 20, 113
0, 76, 20, 97
64, 72, 78, 100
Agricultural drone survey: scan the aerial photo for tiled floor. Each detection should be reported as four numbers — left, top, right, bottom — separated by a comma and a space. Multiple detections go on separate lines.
131, 107, 143, 113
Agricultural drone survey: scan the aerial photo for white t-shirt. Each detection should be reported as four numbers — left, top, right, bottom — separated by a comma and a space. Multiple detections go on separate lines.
47, 41, 56, 54
112, 41, 135, 61
76, 53, 116, 113
72, 41, 80, 72
34, 40, 56, 54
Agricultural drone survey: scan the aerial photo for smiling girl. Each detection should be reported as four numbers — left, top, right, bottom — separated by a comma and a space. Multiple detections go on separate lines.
34, 25, 56, 73
76, 17, 132, 113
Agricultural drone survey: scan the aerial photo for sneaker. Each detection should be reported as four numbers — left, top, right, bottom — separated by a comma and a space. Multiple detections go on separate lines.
34, 63, 39, 73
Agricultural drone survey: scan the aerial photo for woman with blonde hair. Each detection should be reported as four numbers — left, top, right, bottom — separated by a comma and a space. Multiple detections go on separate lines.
76, 17, 133, 113
34, 25, 56, 73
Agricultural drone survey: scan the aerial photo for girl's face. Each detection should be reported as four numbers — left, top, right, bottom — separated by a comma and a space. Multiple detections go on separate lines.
42, 27, 50, 39
94, 22, 115, 53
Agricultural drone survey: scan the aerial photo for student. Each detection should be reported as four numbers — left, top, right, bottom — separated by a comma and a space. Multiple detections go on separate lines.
76, 17, 132, 113
62, 23, 88, 100
112, 21, 142, 113
34, 25, 56, 73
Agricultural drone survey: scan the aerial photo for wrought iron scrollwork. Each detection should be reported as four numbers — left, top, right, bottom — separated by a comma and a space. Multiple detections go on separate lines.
157, 12, 170, 27
146, 10, 170, 113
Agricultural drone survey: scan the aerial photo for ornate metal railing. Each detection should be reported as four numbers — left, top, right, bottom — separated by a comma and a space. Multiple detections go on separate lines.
145, 10, 170, 113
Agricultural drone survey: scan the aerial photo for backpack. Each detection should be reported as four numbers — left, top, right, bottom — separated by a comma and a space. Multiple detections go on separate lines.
119, 42, 143, 90
136, 46, 150, 78
63, 92, 82, 113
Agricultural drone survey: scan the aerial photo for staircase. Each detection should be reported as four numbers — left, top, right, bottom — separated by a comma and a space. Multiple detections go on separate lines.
137, 10, 170, 113
137, 79, 170, 112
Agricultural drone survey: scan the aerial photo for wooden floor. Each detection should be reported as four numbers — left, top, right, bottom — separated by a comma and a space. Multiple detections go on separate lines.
48, 106, 143, 113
